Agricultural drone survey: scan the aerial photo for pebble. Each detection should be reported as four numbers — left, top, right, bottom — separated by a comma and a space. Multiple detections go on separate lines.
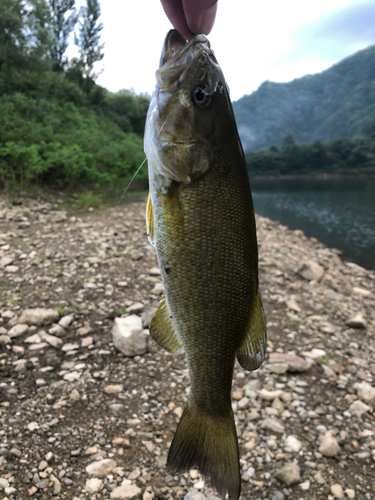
276, 462, 301, 485
319, 431, 341, 457
331, 484, 344, 498
18, 308, 59, 325
85, 477, 104, 493
104, 384, 123, 394
298, 260, 324, 281
110, 479, 142, 500
8, 324, 29, 338
349, 400, 370, 416
86, 458, 117, 478
346, 312, 367, 329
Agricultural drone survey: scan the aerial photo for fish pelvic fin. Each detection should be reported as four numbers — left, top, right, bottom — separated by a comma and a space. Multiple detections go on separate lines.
146, 193, 155, 246
167, 400, 241, 500
149, 296, 184, 354
236, 288, 267, 371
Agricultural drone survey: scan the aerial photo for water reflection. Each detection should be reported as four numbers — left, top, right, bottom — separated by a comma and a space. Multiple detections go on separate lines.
251, 178, 375, 270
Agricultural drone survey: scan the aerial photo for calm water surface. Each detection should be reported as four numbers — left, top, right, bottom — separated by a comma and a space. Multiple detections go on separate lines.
250, 178, 375, 270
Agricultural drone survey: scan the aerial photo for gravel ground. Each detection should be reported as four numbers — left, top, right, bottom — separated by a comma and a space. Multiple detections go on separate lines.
0, 194, 375, 500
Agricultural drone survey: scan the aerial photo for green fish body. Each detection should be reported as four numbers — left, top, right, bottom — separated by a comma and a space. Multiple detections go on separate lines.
144, 30, 266, 499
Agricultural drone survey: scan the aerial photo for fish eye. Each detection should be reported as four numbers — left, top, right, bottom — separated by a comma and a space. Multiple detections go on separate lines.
193, 85, 211, 108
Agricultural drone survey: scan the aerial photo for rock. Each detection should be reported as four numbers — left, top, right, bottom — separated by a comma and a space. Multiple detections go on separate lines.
276, 462, 301, 485
148, 267, 161, 275
298, 260, 324, 281
286, 299, 301, 312
331, 484, 344, 498
50, 474, 61, 494
86, 458, 117, 478
260, 418, 284, 434
344, 489, 355, 499
268, 363, 288, 374
104, 384, 123, 394
18, 308, 59, 326
77, 325, 92, 336
48, 324, 66, 337
81, 336, 93, 347
346, 313, 367, 329
40, 332, 63, 348
112, 315, 147, 357
5, 265, 19, 273
58, 314, 74, 328
1, 256, 14, 267
70, 389, 80, 401
258, 389, 283, 400
353, 286, 372, 297
8, 324, 29, 338
50, 210, 67, 222
302, 348, 326, 360
319, 431, 340, 457
268, 352, 310, 372
142, 307, 157, 328
27, 421, 40, 431
151, 283, 164, 294
85, 478, 104, 493
349, 400, 370, 417
0, 334, 11, 345
355, 381, 375, 406
284, 435, 302, 452
110, 479, 142, 499
184, 489, 207, 500
127, 302, 145, 314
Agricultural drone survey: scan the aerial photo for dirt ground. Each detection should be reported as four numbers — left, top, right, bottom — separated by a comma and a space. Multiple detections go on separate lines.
0, 193, 375, 500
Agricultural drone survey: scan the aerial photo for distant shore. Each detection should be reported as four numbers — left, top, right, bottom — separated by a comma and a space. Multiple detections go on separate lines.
249, 172, 375, 181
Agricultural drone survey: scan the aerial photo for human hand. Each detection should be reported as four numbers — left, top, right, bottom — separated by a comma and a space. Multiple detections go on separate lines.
160, 0, 218, 40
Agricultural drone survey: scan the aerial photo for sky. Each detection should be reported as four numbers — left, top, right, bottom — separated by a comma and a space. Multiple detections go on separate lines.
74, 0, 375, 101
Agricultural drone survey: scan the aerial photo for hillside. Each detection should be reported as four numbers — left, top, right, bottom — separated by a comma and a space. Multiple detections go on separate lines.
233, 45, 375, 152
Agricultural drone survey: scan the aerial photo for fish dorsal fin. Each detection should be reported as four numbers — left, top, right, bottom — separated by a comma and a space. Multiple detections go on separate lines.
236, 289, 267, 371
149, 296, 184, 355
146, 193, 155, 246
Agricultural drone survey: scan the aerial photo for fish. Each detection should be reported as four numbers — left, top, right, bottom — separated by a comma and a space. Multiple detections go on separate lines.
144, 30, 266, 500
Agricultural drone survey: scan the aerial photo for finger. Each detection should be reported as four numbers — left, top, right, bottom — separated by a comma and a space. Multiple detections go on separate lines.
160, 0, 193, 40
182, 0, 217, 35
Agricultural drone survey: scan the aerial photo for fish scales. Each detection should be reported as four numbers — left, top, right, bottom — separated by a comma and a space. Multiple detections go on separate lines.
145, 30, 266, 499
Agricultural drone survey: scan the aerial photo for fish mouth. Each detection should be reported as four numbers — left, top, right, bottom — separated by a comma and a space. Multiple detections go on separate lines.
156, 30, 219, 91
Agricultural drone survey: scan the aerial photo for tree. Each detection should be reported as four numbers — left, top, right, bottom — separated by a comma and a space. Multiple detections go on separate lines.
75, 0, 104, 86
48, 0, 77, 73
0, 0, 26, 74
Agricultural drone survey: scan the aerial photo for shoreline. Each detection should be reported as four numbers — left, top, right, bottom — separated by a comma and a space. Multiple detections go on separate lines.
249, 173, 375, 181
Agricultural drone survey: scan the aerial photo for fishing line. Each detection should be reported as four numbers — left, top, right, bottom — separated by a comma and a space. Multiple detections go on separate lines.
0, 155, 148, 402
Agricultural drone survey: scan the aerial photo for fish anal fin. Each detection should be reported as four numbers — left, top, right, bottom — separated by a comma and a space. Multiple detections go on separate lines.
236, 289, 267, 371
146, 193, 155, 246
149, 296, 183, 355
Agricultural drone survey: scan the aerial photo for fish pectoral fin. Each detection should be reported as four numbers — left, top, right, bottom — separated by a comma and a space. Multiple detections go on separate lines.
146, 193, 155, 246
149, 296, 184, 354
236, 288, 267, 371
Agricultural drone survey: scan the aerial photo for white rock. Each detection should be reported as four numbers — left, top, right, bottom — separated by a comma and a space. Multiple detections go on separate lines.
58, 314, 74, 328
18, 308, 59, 326
27, 421, 40, 431
331, 484, 344, 498
349, 400, 370, 417
112, 315, 147, 356
50, 475, 61, 494
284, 435, 302, 452
346, 313, 367, 329
85, 478, 104, 493
86, 458, 117, 478
298, 260, 324, 281
344, 489, 355, 499
302, 348, 326, 360
0, 334, 11, 345
258, 389, 283, 401
356, 381, 375, 406
319, 431, 340, 457
63, 371, 81, 381
61, 342, 79, 351
286, 299, 301, 312
127, 302, 144, 314
260, 418, 285, 434
5, 265, 19, 273
276, 462, 300, 485
8, 324, 29, 338
48, 324, 66, 337
40, 332, 63, 348
110, 479, 141, 499
104, 384, 123, 394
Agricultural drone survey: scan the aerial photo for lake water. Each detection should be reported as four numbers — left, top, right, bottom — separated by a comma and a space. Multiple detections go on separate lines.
250, 177, 375, 271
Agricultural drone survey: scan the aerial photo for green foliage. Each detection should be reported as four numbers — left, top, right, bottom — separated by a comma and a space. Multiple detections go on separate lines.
75, 190, 102, 210
246, 134, 375, 176
0, 0, 149, 191
234, 45, 375, 151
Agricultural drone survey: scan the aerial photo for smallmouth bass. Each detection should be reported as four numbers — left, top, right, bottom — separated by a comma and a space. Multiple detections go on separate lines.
144, 30, 266, 499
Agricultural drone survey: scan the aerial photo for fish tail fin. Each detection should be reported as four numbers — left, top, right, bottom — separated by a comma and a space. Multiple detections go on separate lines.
167, 400, 241, 500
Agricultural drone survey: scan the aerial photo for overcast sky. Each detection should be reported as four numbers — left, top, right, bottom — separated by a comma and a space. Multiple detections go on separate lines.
79, 0, 375, 101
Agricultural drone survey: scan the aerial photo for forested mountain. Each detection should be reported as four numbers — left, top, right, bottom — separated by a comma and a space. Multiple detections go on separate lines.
0, 0, 149, 190
233, 45, 375, 152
